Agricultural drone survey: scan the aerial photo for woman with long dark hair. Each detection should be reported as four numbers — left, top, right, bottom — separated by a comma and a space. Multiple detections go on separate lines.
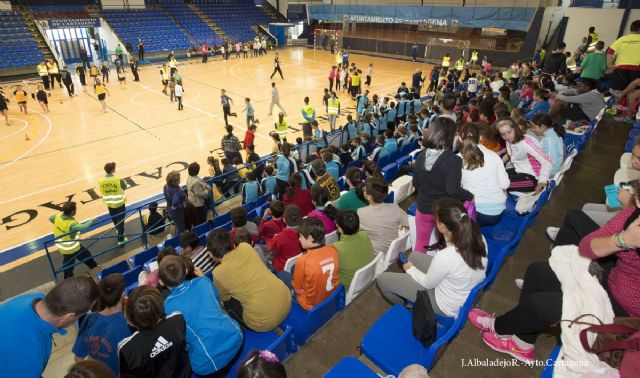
377, 198, 487, 316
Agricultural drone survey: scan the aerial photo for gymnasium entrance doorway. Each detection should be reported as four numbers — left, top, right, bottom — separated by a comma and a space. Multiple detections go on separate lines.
44, 26, 94, 64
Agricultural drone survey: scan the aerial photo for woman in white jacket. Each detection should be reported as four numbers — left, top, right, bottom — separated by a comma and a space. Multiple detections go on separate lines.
458, 123, 510, 226
498, 119, 552, 193
377, 198, 487, 317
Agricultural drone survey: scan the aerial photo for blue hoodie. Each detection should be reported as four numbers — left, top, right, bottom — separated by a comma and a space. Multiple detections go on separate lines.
525, 100, 550, 121
165, 277, 243, 375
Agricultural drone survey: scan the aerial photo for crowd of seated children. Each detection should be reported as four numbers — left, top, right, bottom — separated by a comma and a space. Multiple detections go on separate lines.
258, 200, 286, 242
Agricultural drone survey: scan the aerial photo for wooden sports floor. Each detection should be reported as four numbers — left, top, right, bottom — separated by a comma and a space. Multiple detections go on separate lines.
0, 46, 433, 272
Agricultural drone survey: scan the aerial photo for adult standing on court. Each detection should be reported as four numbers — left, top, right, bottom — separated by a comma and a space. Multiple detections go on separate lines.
49, 201, 99, 278
129, 58, 139, 82
163, 171, 186, 235
301, 96, 315, 140
411, 42, 418, 62
79, 45, 89, 69
412, 69, 424, 97
220, 89, 237, 126
168, 52, 177, 75
98, 162, 128, 245
160, 63, 170, 95
60, 66, 75, 97
76, 63, 87, 92
268, 82, 286, 116
607, 20, 640, 92
270, 52, 284, 80
221, 125, 243, 163
327, 91, 340, 131
115, 44, 124, 63
47, 59, 62, 89
37, 61, 50, 91
137, 39, 144, 60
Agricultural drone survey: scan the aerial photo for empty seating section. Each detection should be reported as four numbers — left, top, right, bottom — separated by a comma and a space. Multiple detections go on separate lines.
101, 8, 189, 53
159, 1, 225, 46
194, 0, 270, 42
0, 11, 44, 69
30, 5, 91, 20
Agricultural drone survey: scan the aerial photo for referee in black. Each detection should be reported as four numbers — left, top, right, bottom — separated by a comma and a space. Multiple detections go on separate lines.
270, 52, 284, 80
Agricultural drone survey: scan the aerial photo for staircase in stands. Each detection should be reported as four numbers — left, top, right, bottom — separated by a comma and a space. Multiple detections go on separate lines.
258, 2, 282, 22
15, 5, 54, 63
188, 3, 231, 44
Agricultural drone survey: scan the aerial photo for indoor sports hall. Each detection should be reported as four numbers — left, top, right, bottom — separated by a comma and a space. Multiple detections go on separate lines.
0, 0, 639, 377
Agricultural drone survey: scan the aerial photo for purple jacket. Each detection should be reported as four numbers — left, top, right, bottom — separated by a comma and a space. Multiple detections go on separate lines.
163, 185, 185, 217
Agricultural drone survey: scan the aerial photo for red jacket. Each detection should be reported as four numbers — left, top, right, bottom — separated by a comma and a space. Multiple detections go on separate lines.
243, 130, 255, 150
259, 218, 285, 243
283, 189, 314, 216
267, 227, 302, 271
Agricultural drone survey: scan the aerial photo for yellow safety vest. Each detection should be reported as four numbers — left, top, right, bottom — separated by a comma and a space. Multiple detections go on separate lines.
455, 59, 464, 71
351, 74, 361, 86
587, 32, 599, 52
160, 68, 169, 80
53, 213, 81, 255
37, 64, 48, 76
328, 98, 340, 115
566, 57, 577, 71
335, 53, 342, 65
471, 51, 478, 61
169, 58, 176, 68
303, 104, 314, 119
98, 176, 126, 208
275, 119, 288, 138
442, 56, 451, 67
47, 62, 59, 74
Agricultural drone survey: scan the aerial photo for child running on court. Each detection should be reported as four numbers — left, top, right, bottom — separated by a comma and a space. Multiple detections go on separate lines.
100, 61, 109, 83
35, 84, 49, 112
117, 67, 126, 88
13, 84, 28, 114
242, 97, 259, 127
94, 78, 109, 113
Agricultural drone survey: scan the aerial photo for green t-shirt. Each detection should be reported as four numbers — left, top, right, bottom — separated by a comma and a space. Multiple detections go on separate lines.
336, 188, 367, 212
115, 46, 123, 54
580, 51, 607, 80
333, 231, 375, 290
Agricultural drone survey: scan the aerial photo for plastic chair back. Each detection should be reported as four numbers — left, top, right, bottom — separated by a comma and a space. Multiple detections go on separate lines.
382, 163, 399, 183
191, 221, 212, 236
346, 253, 382, 305
323, 356, 379, 378
129, 246, 159, 267
284, 253, 302, 273
376, 232, 410, 276
280, 285, 346, 345
97, 260, 130, 280
325, 230, 339, 245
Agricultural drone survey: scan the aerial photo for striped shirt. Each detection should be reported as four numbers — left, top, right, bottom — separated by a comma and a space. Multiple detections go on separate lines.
507, 135, 552, 182
191, 247, 215, 273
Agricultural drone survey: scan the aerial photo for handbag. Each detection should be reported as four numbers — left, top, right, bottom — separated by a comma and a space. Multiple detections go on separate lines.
579, 317, 640, 376
412, 290, 437, 348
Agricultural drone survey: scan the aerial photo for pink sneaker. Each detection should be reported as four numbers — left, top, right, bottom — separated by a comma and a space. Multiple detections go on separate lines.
468, 308, 495, 332
482, 331, 535, 364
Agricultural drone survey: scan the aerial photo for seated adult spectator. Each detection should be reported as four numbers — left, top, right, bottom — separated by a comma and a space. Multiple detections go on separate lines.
308, 186, 338, 234
311, 159, 340, 202
292, 218, 340, 310
118, 286, 191, 377
358, 177, 409, 253
547, 180, 639, 244
283, 174, 314, 216
529, 113, 565, 177
267, 204, 303, 272
549, 78, 605, 122
235, 228, 268, 266
333, 210, 375, 290
73, 274, 132, 375
0, 276, 99, 378
229, 207, 260, 244
258, 200, 285, 243
208, 229, 291, 331
468, 183, 640, 363
180, 231, 215, 274
377, 198, 487, 317
336, 167, 367, 212
497, 119, 552, 193
457, 123, 510, 226
412, 118, 472, 252
160, 256, 243, 376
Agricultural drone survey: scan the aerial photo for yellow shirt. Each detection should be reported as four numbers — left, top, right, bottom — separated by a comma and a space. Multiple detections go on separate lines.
442, 56, 451, 67
351, 73, 361, 86
14, 90, 27, 102
90, 66, 99, 76
94, 84, 106, 95
213, 243, 291, 331
609, 33, 640, 67
236, 164, 249, 179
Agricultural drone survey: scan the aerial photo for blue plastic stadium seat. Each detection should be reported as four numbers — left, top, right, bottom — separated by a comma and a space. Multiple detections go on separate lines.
97, 260, 130, 280
164, 234, 181, 248
382, 163, 399, 183
128, 245, 159, 267
323, 356, 379, 378
191, 221, 213, 236
227, 326, 296, 377
123, 266, 144, 294
541, 345, 562, 378
280, 285, 346, 345
213, 212, 232, 228
361, 282, 485, 374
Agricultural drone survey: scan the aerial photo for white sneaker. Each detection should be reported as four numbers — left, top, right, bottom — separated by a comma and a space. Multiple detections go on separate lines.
546, 226, 559, 241
515, 279, 524, 289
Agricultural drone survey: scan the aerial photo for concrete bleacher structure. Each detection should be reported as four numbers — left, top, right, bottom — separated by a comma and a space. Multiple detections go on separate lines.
0, 11, 44, 69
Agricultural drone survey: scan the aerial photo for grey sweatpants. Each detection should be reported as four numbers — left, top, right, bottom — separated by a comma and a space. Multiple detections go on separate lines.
582, 203, 618, 226
376, 252, 446, 316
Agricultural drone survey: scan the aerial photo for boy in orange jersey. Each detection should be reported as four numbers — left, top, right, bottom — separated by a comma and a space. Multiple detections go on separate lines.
292, 217, 340, 310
